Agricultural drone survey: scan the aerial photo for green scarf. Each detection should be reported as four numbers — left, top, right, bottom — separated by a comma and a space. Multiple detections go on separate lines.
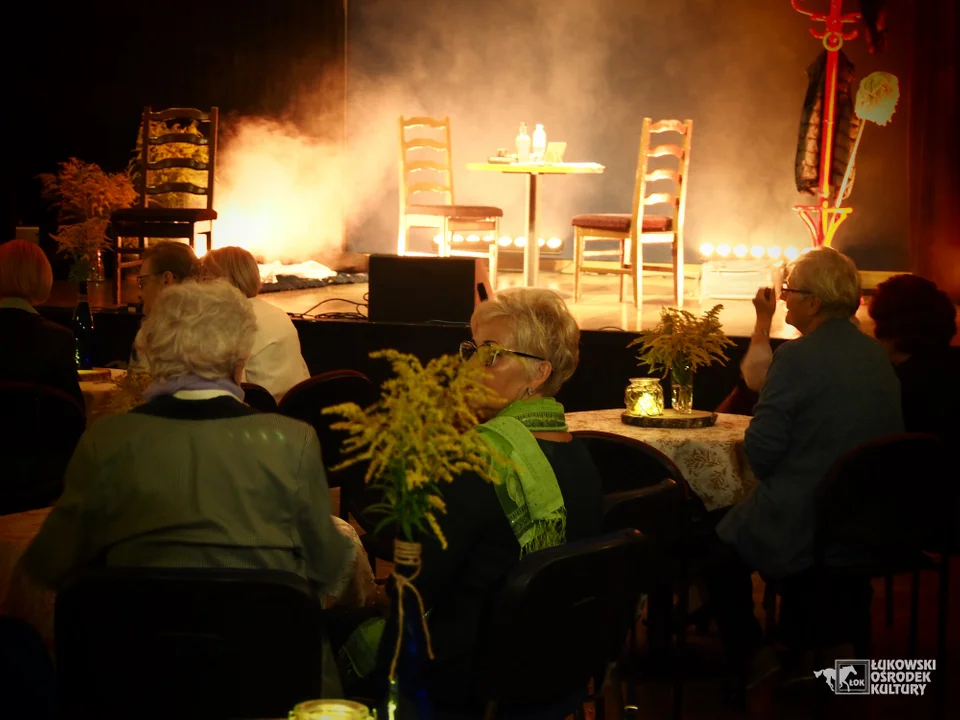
477, 397, 568, 556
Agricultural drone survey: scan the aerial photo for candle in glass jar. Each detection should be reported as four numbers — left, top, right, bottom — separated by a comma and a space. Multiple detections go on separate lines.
289, 699, 373, 720
624, 377, 664, 417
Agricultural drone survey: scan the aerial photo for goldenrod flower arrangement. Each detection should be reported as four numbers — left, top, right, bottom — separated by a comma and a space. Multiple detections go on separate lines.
323, 349, 502, 549
629, 304, 736, 376
38, 158, 137, 281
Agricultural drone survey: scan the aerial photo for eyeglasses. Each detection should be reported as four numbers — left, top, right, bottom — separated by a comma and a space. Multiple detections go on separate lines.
136, 273, 158, 290
459, 340, 545, 367
781, 284, 813, 296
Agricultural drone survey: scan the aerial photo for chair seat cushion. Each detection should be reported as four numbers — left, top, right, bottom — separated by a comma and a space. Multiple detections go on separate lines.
112, 207, 218, 222
407, 204, 503, 219
571, 213, 672, 233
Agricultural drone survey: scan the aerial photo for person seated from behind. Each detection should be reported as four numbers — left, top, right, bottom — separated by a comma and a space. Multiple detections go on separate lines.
705, 247, 903, 695
128, 240, 200, 371
0, 239, 83, 408
348, 288, 604, 716
23, 280, 353, 595
201, 246, 309, 401
868, 273, 959, 439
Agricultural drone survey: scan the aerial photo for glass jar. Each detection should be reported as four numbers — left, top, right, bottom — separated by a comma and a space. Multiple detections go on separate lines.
670, 362, 694, 414
624, 377, 664, 417
289, 699, 374, 720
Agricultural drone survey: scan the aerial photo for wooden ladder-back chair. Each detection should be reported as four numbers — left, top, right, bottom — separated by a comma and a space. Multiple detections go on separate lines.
111, 106, 219, 304
398, 115, 501, 288
573, 118, 692, 307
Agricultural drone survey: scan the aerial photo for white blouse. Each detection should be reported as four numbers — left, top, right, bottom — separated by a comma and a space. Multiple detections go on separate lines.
243, 297, 310, 402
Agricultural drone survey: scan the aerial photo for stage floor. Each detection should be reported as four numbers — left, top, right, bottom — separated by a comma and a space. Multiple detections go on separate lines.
258, 267, 883, 340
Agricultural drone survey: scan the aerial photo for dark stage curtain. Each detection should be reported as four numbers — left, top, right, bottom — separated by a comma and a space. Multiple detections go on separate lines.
907, 0, 959, 301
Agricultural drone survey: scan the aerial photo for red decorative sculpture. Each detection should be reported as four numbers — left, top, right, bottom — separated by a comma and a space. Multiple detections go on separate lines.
791, 0, 862, 247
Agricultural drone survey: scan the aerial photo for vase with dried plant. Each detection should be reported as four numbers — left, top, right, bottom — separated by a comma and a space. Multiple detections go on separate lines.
628, 305, 736, 413
323, 349, 502, 718
39, 158, 137, 284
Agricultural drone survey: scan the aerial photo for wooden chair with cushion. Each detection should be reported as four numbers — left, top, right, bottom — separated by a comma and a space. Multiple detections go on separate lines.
398, 115, 501, 287
111, 106, 218, 304
572, 117, 693, 306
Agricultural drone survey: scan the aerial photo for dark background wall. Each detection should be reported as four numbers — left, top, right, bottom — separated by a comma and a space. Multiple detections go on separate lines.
9, 1, 915, 273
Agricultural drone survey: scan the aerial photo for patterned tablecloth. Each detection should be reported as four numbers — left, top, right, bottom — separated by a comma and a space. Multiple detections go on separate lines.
79, 368, 125, 427
0, 510, 377, 648
566, 409, 758, 511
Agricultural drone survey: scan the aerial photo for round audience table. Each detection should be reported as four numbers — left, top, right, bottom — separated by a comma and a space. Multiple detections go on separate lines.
565, 409, 758, 511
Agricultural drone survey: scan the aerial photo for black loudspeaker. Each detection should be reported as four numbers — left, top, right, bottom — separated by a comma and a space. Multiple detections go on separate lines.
367, 255, 493, 324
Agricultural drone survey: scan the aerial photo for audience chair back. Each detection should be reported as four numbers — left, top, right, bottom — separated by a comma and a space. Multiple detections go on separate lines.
55, 567, 325, 719
477, 530, 647, 718
279, 371, 378, 521
241, 382, 278, 412
815, 433, 953, 567
0, 382, 85, 515
572, 430, 706, 523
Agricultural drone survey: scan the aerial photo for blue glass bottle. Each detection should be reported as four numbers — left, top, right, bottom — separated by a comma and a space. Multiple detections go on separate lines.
72, 282, 94, 370
377, 545, 433, 720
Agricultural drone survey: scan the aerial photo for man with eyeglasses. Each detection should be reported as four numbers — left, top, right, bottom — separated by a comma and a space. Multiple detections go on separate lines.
128, 241, 200, 371
703, 247, 903, 700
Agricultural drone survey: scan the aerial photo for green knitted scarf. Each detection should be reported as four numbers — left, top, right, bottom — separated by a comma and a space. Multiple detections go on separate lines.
477, 397, 568, 556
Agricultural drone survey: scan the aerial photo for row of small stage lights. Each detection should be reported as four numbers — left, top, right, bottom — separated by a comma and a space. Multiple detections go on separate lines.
433, 234, 564, 250
699, 243, 812, 261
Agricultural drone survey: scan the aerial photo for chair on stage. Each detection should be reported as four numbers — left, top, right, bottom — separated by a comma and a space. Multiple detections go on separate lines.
398, 115, 502, 288
572, 117, 693, 307
111, 106, 218, 304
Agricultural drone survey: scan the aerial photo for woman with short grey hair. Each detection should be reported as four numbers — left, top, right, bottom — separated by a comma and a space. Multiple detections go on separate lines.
24, 280, 359, 606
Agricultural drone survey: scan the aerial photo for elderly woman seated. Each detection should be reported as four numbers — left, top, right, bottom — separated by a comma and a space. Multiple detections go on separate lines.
704, 247, 904, 697
344, 288, 604, 716
868, 273, 959, 439
0, 240, 82, 408
202, 246, 309, 401
22, 280, 355, 597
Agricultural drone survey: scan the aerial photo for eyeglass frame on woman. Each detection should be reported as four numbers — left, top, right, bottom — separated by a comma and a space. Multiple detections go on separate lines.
459, 340, 546, 367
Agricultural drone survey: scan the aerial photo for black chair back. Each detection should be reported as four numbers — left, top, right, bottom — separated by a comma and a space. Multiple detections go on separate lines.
815, 433, 954, 567
573, 430, 706, 523
0, 382, 86, 514
602, 480, 684, 545
478, 530, 647, 712
241, 382, 278, 412
278, 371, 377, 487
55, 567, 325, 719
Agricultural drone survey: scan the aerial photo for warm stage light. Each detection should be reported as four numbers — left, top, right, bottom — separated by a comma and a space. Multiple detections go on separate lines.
498, 236, 513, 246
466, 234, 480, 243
699, 242, 715, 257
514, 237, 527, 247
546, 237, 562, 249
733, 244, 748, 258
433, 234, 442, 245
750, 245, 765, 258
767, 246, 782, 259
716, 243, 731, 257
784, 246, 800, 261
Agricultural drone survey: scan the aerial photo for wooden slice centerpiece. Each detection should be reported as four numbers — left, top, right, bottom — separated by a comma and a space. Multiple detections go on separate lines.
77, 368, 112, 383
621, 409, 717, 428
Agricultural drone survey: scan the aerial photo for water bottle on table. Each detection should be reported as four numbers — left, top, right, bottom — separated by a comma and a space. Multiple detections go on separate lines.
515, 122, 530, 163
532, 123, 547, 162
